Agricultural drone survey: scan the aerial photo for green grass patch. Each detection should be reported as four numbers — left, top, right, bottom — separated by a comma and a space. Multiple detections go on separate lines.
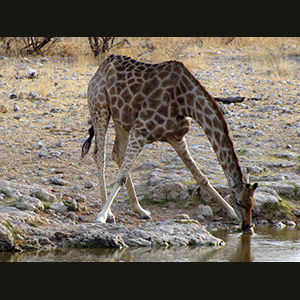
261, 199, 292, 218
2, 220, 21, 239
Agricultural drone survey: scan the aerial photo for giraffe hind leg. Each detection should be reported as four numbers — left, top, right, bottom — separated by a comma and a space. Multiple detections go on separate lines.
112, 126, 151, 219
96, 132, 146, 223
126, 173, 151, 219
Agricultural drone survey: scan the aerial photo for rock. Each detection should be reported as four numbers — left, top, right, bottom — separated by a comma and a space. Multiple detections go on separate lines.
197, 214, 205, 220
83, 181, 94, 189
78, 92, 87, 99
10, 94, 18, 100
49, 150, 62, 158
13, 115, 22, 120
15, 195, 44, 211
28, 91, 39, 100
0, 222, 15, 251
262, 162, 295, 168
0, 207, 54, 251
199, 183, 229, 202
24, 236, 55, 251
63, 198, 78, 212
49, 201, 67, 215
292, 209, 300, 217
0, 186, 22, 200
274, 152, 299, 159
70, 219, 221, 248
0, 206, 224, 251
282, 220, 296, 227
135, 160, 160, 170
54, 140, 62, 148
251, 174, 286, 182
14, 201, 36, 211
253, 186, 280, 214
245, 165, 264, 174
120, 219, 223, 248
174, 213, 190, 220
234, 83, 243, 88
213, 184, 230, 197
147, 168, 164, 187
248, 131, 265, 137
258, 181, 295, 199
144, 182, 190, 202
74, 194, 85, 203
65, 211, 79, 221
196, 204, 214, 217
27, 68, 37, 79
30, 188, 57, 203
49, 177, 67, 186
35, 151, 49, 158
271, 221, 286, 228
50, 108, 61, 113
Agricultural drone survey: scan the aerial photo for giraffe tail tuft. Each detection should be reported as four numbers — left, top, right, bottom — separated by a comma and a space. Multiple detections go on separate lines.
81, 126, 94, 159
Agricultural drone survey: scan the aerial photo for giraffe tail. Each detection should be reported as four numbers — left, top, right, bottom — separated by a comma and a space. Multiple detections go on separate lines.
81, 126, 94, 159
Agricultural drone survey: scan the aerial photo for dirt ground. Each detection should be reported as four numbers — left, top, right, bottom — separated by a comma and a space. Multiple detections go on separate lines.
0, 37, 300, 226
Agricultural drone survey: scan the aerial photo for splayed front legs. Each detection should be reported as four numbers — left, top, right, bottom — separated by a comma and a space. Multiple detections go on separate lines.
94, 130, 238, 223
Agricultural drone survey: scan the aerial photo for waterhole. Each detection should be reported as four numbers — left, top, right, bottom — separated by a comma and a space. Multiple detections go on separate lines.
1, 226, 299, 262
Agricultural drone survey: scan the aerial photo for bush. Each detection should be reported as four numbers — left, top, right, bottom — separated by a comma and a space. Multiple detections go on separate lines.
88, 37, 115, 57
1, 37, 60, 55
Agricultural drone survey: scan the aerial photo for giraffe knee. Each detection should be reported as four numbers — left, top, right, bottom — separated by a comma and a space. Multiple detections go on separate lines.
120, 176, 127, 185
199, 175, 209, 186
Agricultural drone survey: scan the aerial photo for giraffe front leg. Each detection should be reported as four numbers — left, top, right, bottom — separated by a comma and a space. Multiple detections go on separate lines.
168, 136, 239, 221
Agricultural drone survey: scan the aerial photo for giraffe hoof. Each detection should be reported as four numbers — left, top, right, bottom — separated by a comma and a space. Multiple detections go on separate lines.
96, 211, 116, 223
136, 210, 151, 220
137, 214, 151, 220
106, 213, 116, 223
95, 215, 107, 223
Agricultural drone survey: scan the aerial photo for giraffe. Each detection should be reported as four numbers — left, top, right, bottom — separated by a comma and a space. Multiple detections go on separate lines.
82, 54, 258, 233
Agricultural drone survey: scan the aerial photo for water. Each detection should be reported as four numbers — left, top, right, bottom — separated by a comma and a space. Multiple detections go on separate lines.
209, 226, 300, 262
1, 226, 300, 262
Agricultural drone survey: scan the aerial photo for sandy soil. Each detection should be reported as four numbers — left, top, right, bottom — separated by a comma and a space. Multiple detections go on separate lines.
0, 37, 300, 225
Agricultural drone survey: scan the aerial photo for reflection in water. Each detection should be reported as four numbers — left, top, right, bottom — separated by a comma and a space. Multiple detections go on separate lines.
236, 234, 252, 262
211, 226, 300, 262
1, 226, 300, 262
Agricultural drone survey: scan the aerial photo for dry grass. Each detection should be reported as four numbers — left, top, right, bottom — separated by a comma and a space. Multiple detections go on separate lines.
2, 37, 299, 78
1, 37, 299, 103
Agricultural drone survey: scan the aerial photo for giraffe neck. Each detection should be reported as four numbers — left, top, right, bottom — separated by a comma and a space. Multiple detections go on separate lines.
180, 68, 246, 191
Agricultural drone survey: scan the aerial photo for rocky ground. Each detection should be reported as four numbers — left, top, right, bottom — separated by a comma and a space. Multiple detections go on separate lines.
0, 40, 300, 251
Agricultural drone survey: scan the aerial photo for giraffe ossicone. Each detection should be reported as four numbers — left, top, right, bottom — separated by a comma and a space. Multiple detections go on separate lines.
82, 54, 258, 233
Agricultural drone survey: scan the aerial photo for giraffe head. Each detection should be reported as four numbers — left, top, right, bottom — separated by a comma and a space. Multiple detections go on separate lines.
236, 183, 258, 234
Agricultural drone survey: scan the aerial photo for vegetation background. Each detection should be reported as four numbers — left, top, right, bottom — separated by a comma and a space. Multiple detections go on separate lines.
2, 36, 300, 98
